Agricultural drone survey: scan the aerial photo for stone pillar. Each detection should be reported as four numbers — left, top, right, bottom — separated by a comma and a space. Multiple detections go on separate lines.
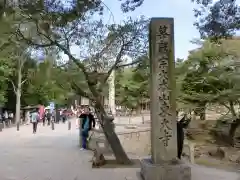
149, 18, 177, 162
81, 97, 90, 106
108, 70, 116, 116
140, 18, 191, 180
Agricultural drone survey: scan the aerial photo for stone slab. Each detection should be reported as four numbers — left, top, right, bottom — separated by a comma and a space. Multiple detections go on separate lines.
140, 158, 191, 180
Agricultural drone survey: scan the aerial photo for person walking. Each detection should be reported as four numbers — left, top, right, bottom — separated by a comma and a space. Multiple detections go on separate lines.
9, 112, 13, 124
45, 110, 52, 126
79, 107, 95, 150
3, 111, 8, 127
42, 111, 46, 126
61, 109, 67, 123
31, 109, 39, 134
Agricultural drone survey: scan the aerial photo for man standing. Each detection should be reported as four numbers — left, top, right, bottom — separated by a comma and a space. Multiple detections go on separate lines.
79, 107, 95, 150
177, 113, 191, 159
45, 110, 52, 126
31, 109, 39, 134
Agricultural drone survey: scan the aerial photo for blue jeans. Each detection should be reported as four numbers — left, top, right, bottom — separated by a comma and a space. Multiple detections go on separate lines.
81, 131, 88, 149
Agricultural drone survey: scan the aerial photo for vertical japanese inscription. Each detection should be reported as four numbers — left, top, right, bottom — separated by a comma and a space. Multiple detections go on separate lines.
156, 24, 172, 147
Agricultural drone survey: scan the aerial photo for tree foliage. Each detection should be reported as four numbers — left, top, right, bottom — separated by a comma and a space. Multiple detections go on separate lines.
119, 0, 240, 41
4, 0, 240, 160
193, 0, 240, 40
115, 55, 149, 110
0, 1, 149, 164
174, 38, 240, 144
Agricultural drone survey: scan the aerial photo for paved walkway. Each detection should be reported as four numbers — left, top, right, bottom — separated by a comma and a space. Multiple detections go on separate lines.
0, 118, 239, 180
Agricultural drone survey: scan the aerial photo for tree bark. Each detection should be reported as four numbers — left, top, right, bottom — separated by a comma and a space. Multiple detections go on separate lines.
15, 67, 22, 131
94, 101, 131, 164
55, 104, 60, 123
199, 106, 206, 120
228, 101, 239, 146
229, 121, 240, 146
141, 111, 145, 124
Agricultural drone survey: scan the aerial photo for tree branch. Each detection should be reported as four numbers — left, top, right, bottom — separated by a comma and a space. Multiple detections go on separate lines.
17, 21, 101, 104
116, 58, 143, 68
10, 80, 16, 94
220, 102, 230, 111
62, 28, 71, 51
16, 16, 91, 85
102, 46, 124, 84
70, 81, 94, 101
16, 29, 54, 48
100, 32, 138, 85
21, 79, 27, 85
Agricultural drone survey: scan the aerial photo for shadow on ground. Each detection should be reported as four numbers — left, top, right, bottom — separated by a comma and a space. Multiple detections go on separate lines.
94, 159, 141, 169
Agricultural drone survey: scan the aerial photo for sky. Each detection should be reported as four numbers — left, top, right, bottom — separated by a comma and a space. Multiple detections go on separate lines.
63, 0, 201, 61
61, 0, 240, 61
101, 0, 200, 59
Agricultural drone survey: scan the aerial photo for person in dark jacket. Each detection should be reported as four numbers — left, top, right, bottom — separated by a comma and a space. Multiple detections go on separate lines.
177, 113, 191, 159
45, 109, 52, 126
79, 107, 95, 150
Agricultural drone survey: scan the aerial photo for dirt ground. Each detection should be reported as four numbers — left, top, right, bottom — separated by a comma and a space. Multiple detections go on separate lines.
117, 106, 240, 171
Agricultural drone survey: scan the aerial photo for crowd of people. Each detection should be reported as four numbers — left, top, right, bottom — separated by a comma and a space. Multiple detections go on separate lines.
0, 105, 97, 151
0, 111, 14, 127
27, 106, 96, 137
28, 107, 78, 134
0, 105, 189, 159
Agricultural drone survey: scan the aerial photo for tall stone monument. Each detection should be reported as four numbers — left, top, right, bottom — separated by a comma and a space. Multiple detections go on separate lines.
140, 18, 191, 180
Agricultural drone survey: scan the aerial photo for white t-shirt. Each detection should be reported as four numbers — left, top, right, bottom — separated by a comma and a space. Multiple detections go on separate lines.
4, 112, 8, 119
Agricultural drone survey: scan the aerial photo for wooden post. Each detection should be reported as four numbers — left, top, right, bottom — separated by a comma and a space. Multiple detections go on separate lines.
0, 123, 3, 132
51, 120, 54, 130
68, 120, 71, 130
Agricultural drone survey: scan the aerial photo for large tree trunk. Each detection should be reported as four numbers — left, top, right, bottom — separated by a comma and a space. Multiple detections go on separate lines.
15, 69, 22, 131
199, 106, 206, 120
55, 104, 60, 123
94, 101, 131, 164
229, 121, 240, 146
195, 102, 206, 120
228, 101, 239, 146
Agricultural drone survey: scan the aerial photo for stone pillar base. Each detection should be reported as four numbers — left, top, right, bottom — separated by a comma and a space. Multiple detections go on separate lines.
140, 158, 191, 180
